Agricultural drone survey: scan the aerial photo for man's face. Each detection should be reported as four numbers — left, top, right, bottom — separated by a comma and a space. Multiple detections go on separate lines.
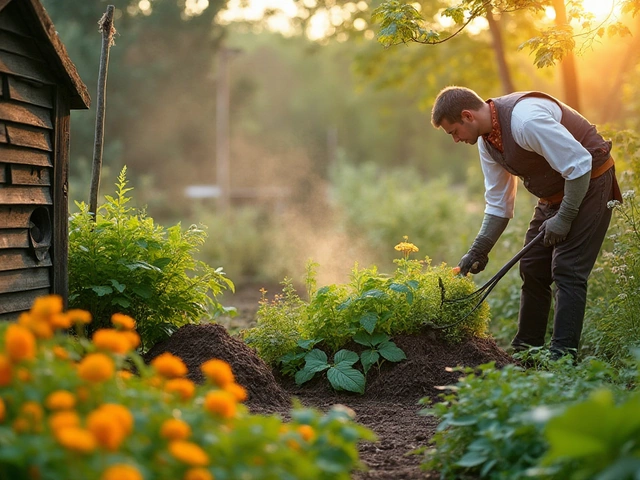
439, 111, 480, 145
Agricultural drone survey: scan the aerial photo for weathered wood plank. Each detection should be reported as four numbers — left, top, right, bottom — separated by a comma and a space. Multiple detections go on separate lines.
0, 248, 51, 272
52, 92, 70, 302
0, 122, 6, 142
0, 3, 31, 37
0, 185, 52, 204
0, 288, 51, 315
0, 205, 34, 228
0, 101, 52, 129
6, 124, 52, 151
0, 268, 50, 295
0, 228, 29, 249
0, 49, 54, 85
0, 164, 5, 183
0, 30, 42, 61
9, 164, 50, 185
0, 144, 52, 167
7, 76, 53, 109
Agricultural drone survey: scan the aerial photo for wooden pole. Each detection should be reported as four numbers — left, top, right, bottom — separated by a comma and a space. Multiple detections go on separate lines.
89, 5, 116, 218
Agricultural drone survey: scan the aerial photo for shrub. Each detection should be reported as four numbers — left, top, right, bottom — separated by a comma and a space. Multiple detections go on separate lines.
68, 168, 235, 352
0, 296, 374, 480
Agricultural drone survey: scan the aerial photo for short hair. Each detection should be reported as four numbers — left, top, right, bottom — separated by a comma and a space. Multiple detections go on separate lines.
431, 86, 485, 128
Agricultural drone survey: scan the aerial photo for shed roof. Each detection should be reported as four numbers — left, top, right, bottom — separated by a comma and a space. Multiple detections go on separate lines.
0, 0, 91, 109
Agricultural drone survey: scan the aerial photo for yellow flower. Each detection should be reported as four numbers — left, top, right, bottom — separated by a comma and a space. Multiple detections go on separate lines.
169, 440, 210, 466
77, 353, 115, 383
200, 359, 234, 387
0, 397, 5, 423
92, 329, 132, 354
67, 309, 92, 324
5, 324, 36, 362
45, 390, 76, 411
394, 240, 419, 255
0, 355, 11, 386
160, 418, 191, 441
49, 411, 80, 433
87, 408, 127, 451
151, 353, 188, 379
111, 313, 136, 330
56, 427, 97, 453
101, 464, 143, 480
204, 391, 236, 419
184, 467, 214, 480
223, 383, 247, 403
18, 312, 52, 339
49, 313, 72, 330
165, 378, 196, 400
298, 424, 315, 442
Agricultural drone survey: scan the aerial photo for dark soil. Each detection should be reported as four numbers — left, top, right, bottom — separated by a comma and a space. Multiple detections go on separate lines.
143, 285, 515, 479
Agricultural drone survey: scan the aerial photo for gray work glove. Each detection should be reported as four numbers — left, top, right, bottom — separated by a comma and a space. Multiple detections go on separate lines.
458, 214, 509, 275
540, 171, 591, 247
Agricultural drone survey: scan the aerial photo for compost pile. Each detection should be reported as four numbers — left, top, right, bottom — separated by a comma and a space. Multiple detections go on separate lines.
144, 321, 514, 479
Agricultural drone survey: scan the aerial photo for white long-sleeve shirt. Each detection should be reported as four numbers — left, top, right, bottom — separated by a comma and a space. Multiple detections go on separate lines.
479, 97, 593, 218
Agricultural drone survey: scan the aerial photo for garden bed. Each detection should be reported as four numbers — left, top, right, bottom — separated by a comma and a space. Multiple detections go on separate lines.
144, 317, 514, 479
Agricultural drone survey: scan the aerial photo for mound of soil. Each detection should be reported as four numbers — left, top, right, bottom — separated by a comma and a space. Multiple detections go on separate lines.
144, 322, 514, 479
143, 323, 290, 409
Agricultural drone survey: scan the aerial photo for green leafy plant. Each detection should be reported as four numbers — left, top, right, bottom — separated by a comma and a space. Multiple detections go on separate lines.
295, 349, 366, 394
68, 167, 235, 352
353, 331, 406, 374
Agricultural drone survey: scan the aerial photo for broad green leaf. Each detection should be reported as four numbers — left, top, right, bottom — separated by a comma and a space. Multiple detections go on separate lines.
316, 447, 354, 473
304, 349, 330, 373
456, 451, 488, 468
595, 457, 640, 480
152, 257, 173, 269
360, 349, 380, 374
295, 367, 316, 385
361, 289, 386, 300
353, 331, 374, 347
109, 279, 126, 293
448, 415, 478, 426
388, 282, 409, 293
131, 285, 153, 299
327, 363, 366, 394
111, 297, 131, 308
360, 312, 378, 334
378, 341, 407, 362
297, 338, 320, 350
91, 285, 113, 297
333, 349, 359, 366
124, 261, 161, 272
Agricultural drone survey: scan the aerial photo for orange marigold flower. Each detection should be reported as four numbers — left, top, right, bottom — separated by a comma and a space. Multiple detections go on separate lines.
56, 427, 97, 453
168, 440, 210, 467
0, 397, 5, 423
165, 378, 196, 401
5, 324, 36, 362
117, 370, 133, 380
92, 329, 132, 354
0, 355, 11, 386
16, 367, 31, 383
76, 386, 91, 403
45, 390, 76, 411
21, 401, 44, 425
151, 353, 187, 379
13, 417, 30, 434
30, 295, 63, 319
67, 309, 92, 324
99, 404, 134, 435
111, 313, 136, 330
49, 411, 80, 433
184, 467, 213, 480
101, 464, 143, 480
223, 383, 247, 403
122, 331, 140, 350
200, 359, 234, 387
160, 418, 191, 441
204, 391, 236, 419
77, 353, 115, 383
298, 424, 315, 442
18, 312, 52, 339
52, 346, 69, 360
49, 313, 72, 330
87, 408, 127, 451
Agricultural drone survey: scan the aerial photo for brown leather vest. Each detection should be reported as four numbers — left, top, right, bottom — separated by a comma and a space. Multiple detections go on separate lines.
482, 92, 612, 198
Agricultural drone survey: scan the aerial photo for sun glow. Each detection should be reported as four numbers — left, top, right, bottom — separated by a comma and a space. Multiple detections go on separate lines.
581, 0, 617, 20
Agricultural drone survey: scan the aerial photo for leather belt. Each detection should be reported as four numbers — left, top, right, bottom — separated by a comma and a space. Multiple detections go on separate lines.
539, 156, 616, 206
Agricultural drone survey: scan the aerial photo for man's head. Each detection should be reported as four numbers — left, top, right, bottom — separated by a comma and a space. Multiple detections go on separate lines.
431, 86, 489, 145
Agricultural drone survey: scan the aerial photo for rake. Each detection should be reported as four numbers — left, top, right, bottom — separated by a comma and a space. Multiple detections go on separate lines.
433, 230, 545, 330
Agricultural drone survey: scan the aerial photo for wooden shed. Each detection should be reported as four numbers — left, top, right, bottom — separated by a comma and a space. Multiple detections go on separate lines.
0, 0, 90, 319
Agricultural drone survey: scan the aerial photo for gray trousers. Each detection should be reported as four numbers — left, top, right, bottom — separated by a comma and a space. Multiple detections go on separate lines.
511, 168, 616, 355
